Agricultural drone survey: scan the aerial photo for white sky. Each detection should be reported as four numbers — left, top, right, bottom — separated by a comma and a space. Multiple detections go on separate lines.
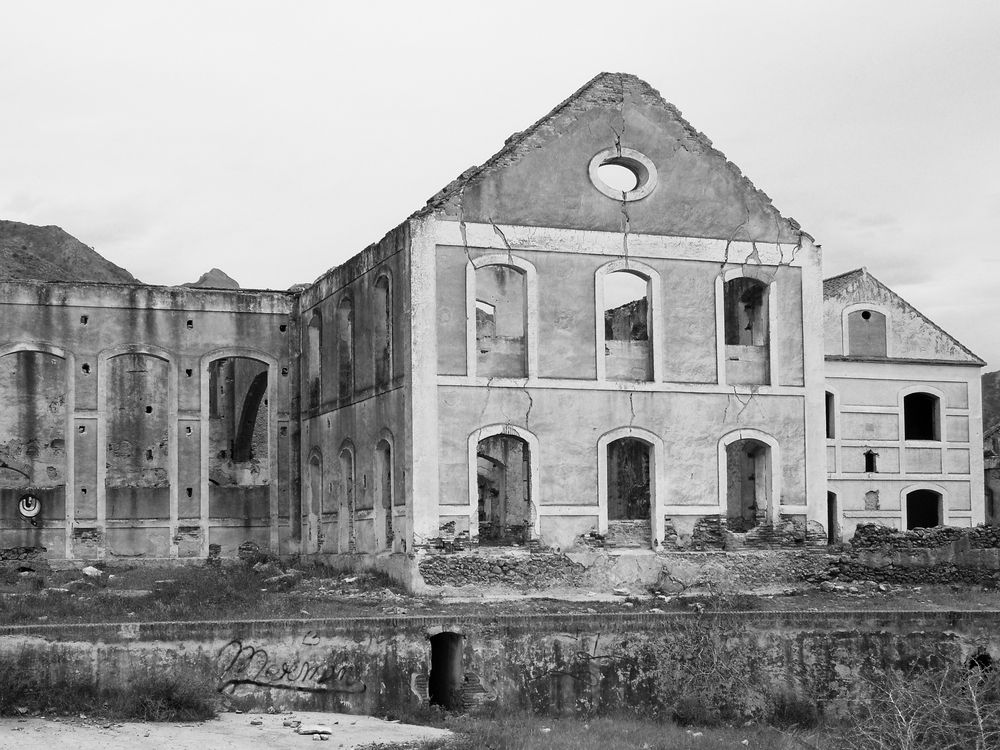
2, 1, 998, 367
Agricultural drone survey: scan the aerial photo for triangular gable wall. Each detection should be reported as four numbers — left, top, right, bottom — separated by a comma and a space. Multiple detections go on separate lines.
416, 73, 804, 243
823, 268, 984, 364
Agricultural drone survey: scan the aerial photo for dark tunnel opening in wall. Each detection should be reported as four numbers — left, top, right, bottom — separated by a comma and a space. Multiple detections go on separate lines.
429, 632, 465, 710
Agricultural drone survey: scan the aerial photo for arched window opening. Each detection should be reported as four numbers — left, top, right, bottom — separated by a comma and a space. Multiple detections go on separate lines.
825, 391, 836, 439
307, 311, 322, 408
906, 489, 942, 530
336, 298, 354, 401
826, 491, 838, 545
725, 438, 772, 532
373, 275, 392, 387
475, 264, 526, 378
208, 357, 269, 488
476, 434, 530, 545
309, 453, 334, 553
607, 438, 652, 521
0, 351, 67, 520
847, 309, 887, 357
904, 392, 940, 441
375, 439, 393, 549
339, 446, 356, 553
603, 271, 651, 381
724, 277, 770, 385
429, 632, 465, 710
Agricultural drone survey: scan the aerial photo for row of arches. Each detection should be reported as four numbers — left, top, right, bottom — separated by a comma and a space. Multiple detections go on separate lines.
469, 424, 781, 547
306, 272, 393, 410
0, 344, 275, 529
467, 254, 775, 386
306, 433, 397, 554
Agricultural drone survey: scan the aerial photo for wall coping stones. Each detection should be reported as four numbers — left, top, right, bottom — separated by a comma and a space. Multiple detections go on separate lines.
2, 609, 999, 643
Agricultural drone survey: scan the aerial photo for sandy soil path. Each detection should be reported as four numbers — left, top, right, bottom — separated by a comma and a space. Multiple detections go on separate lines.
0, 711, 450, 749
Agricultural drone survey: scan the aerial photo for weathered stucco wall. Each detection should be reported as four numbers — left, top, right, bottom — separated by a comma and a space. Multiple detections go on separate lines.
0, 281, 298, 560
826, 360, 985, 538
2, 612, 996, 718
298, 225, 412, 558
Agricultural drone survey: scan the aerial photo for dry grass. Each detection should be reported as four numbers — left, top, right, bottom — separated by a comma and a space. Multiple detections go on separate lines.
0, 653, 218, 721
361, 712, 836, 750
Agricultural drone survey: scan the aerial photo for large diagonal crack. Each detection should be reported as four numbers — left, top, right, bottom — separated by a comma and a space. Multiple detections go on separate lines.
488, 217, 515, 265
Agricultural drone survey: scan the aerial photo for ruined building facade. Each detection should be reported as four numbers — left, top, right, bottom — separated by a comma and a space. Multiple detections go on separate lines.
0, 73, 986, 566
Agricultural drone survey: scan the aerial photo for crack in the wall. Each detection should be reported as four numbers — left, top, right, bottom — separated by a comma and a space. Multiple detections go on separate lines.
721, 207, 752, 270
620, 195, 631, 260
488, 217, 515, 265
458, 186, 471, 265
628, 392, 636, 428
522, 387, 534, 431
723, 385, 761, 423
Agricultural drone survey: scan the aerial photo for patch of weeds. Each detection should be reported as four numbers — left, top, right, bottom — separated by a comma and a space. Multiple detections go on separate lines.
0, 652, 217, 721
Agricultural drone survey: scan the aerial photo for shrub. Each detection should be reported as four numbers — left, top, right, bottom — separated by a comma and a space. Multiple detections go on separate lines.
842, 662, 1000, 750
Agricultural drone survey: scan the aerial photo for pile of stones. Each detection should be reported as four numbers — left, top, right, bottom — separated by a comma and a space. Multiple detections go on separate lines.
418, 552, 585, 588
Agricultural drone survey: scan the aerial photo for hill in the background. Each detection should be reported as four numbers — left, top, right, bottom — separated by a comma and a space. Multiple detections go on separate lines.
983, 371, 1000, 432
183, 268, 239, 289
0, 219, 138, 283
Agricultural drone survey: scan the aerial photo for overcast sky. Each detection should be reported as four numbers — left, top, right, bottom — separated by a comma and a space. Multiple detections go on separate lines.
2, 1, 998, 368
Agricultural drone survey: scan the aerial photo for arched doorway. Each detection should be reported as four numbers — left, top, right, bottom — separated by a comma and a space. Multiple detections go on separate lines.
476, 434, 530, 545
906, 489, 942, 529
725, 438, 772, 531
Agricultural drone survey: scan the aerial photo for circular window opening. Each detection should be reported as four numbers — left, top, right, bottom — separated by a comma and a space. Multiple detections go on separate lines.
597, 162, 639, 193
861, 310, 872, 320
588, 148, 657, 202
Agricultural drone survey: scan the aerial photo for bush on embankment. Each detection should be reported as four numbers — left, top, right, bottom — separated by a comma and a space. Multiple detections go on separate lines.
0, 653, 218, 721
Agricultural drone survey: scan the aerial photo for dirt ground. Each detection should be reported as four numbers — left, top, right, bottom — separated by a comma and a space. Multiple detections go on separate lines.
0, 711, 450, 750
5, 560, 1000, 627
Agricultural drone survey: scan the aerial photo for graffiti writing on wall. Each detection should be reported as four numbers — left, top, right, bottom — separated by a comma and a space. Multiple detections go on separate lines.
216, 638, 366, 694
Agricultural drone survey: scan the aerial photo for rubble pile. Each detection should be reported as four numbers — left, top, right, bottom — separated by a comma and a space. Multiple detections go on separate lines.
418, 552, 584, 588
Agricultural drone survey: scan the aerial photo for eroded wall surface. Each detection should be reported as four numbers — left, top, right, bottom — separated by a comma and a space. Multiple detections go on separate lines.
297, 226, 412, 558
823, 270, 985, 539
0, 281, 298, 559
2, 612, 996, 717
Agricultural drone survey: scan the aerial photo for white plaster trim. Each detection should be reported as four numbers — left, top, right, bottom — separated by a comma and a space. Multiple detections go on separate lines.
465, 253, 539, 379
829, 473, 964, 482
841, 302, 893, 358
661, 505, 721, 516
407, 217, 440, 549
595, 426, 666, 548
432, 221, 806, 267
824, 361, 975, 383
588, 147, 658, 202
536, 505, 599, 516
716, 429, 782, 525
593, 258, 663, 383
899, 482, 948, 527
436, 375, 806, 397
467, 424, 541, 539
198, 347, 279, 556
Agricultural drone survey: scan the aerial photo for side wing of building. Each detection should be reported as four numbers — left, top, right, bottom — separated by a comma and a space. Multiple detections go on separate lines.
823, 269, 986, 539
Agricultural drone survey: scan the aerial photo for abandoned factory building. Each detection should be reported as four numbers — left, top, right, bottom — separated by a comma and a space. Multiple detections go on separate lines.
0, 73, 986, 566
